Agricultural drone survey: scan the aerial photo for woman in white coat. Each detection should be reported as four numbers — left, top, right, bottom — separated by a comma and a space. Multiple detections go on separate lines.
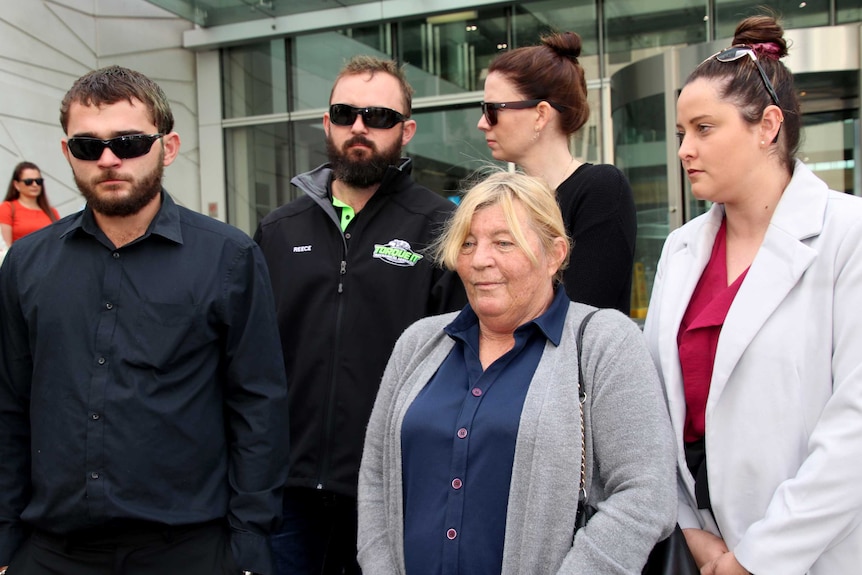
644, 14, 862, 575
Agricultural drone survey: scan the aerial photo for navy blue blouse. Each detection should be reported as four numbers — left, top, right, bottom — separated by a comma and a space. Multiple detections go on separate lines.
401, 285, 569, 575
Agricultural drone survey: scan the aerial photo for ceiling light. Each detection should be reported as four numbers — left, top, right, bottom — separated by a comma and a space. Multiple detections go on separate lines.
426, 10, 478, 25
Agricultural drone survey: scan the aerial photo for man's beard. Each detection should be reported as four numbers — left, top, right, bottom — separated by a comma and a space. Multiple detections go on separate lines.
75, 160, 163, 217
326, 131, 403, 188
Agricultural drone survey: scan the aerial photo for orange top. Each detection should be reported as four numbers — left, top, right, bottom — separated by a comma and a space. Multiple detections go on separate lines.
0, 200, 60, 243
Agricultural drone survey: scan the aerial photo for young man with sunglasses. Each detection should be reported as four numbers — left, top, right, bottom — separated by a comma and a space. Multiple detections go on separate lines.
254, 55, 466, 575
0, 66, 289, 575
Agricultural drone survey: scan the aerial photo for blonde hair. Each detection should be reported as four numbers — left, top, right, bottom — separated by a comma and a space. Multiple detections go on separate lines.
432, 170, 570, 282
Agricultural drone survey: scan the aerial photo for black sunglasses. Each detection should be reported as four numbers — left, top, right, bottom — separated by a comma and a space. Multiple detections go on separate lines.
67, 134, 164, 161
481, 99, 566, 126
713, 46, 781, 108
329, 104, 407, 129
19, 178, 44, 186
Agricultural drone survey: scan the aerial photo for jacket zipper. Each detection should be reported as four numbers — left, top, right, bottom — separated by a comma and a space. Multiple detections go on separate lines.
317, 241, 348, 489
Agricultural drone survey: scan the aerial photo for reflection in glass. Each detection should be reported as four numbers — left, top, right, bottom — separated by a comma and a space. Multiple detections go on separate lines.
292, 27, 391, 111
837, 0, 862, 24
225, 123, 294, 235
795, 70, 859, 196
222, 40, 288, 119
604, 0, 707, 76
512, 0, 598, 67
406, 106, 499, 197
398, 8, 507, 97
715, 1, 829, 39
613, 93, 668, 317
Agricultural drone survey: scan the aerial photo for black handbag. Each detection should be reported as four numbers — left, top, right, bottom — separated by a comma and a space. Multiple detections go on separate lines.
641, 525, 699, 575
574, 311, 699, 575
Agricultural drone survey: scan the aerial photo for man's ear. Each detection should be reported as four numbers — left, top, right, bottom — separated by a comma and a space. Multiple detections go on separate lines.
161, 132, 181, 166
401, 119, 417, 146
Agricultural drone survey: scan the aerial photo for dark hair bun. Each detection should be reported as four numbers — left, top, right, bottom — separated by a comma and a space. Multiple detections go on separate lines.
541, 32, 583, 62
732, 15, 788, 59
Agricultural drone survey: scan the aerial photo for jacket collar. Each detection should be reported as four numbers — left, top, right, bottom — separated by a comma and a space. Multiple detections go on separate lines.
291, 157, 415, 203
665, 160, 824, 401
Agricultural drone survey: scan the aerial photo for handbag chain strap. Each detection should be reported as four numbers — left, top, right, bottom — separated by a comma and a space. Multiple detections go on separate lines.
576, 310, 599, 506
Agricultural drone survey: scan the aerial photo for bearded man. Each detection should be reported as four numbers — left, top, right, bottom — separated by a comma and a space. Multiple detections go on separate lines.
0, 66, 289, 575
254, 56, 465, 575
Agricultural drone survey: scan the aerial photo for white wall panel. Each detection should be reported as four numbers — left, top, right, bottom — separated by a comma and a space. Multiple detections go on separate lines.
0, 0, 199, 216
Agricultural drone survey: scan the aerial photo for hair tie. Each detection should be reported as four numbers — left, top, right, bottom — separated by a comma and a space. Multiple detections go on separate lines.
751, 42, 781, 60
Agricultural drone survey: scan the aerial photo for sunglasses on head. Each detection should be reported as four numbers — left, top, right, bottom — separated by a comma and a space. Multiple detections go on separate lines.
329, 104, 407, 129
66, 134, 164, 161
19, 178, 44, 186
712, 45, 781, 108
480, 99, 566, 126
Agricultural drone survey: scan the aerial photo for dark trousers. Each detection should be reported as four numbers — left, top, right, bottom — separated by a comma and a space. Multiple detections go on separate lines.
271, 487, 361, 575
7, 520, 236, 575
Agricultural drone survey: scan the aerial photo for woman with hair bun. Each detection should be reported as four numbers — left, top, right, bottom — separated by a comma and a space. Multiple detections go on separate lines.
478, 32, 637, 315
645, 14, 862, 575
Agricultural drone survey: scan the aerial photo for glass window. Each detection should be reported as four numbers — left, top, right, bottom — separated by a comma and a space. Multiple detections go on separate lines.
340, 23, 393, 54
289, 118, 330, 179
222, 40, 288, 119
613, 93, 670, 318
291, 26, 392, 111
715, 1, 829, 38
398, 7, 509, 97
512, 2, 598, 48
795, 69, 860, 196
511, 0, 599, 80
225, 122, 294, 235
406, 106, 498, 197
604, 1, 707, 76
837, 0, 862, 24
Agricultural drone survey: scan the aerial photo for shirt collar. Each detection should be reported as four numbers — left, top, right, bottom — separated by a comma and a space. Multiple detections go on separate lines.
61, 190, 184, 246
445, 284, 569, 346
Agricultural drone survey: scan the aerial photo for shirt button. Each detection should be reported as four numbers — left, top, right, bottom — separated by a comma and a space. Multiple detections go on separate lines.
112, 252, 120, 259
97, 357, 106, 365
90, 472, 100, 479
105, 303, 113, 310
446, 528, 457, 540
451, 478, 462, 490
471, 388, 482, 397
457, 428, 468, 439
91, 413, 100, 420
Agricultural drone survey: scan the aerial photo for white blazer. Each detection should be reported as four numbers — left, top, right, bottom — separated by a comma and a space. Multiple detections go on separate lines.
644, 161, 862, 575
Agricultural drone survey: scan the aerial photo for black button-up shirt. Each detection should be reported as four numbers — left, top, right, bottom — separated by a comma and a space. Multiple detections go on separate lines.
0, 191, 289, 574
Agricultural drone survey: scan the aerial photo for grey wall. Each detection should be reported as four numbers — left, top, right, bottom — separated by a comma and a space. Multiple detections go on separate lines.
0, 0, 198, 216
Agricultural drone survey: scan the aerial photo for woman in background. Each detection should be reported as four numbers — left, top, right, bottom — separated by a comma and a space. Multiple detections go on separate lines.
1, 161, 59, 247
645, 14, 862, 575
359, 171, 675, 575
477, 32, 636, 314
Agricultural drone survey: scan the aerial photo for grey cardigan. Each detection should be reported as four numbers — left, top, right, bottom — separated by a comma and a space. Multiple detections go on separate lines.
358, 303, 677, 575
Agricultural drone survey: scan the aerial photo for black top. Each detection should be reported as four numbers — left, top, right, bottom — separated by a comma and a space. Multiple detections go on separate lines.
557, 163, 637, 314
0, 192, 289, 574
255, 159, 467, 498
